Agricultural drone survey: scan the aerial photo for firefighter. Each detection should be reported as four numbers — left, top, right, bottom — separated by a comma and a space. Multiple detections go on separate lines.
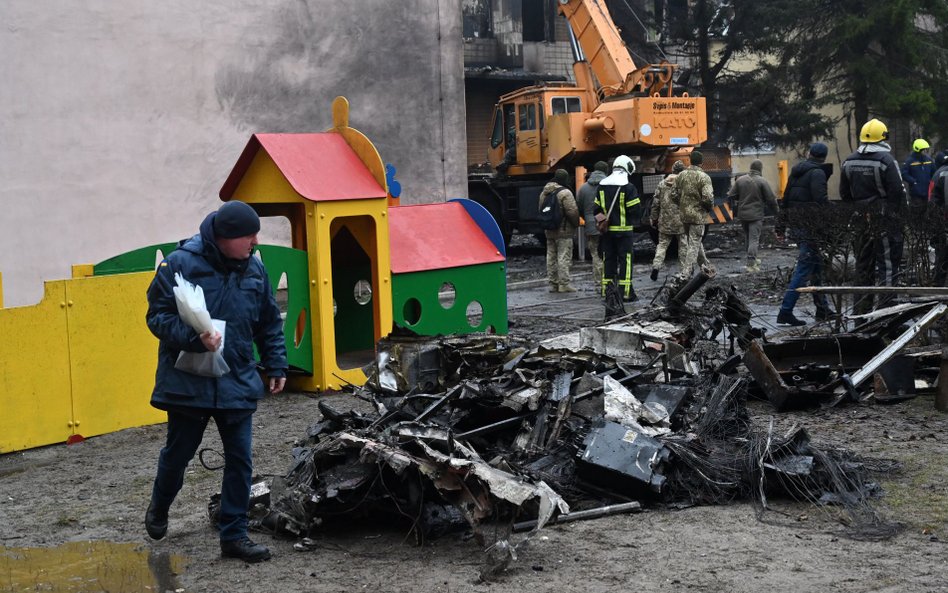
901, 138, 935, 207
594, 155, 642, 302
840, 118, 906, 314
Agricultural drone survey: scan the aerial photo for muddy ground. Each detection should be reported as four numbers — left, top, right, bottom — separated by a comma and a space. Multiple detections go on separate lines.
3, 226, 948, 593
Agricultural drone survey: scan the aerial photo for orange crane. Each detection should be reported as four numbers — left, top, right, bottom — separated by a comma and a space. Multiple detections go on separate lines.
468, 0, 732, 244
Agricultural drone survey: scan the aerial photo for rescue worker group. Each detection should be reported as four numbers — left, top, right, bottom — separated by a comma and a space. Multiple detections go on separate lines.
540, 118, 948, 327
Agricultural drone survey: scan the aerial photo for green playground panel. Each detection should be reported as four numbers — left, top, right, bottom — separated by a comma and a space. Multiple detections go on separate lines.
392, 262, 507, 335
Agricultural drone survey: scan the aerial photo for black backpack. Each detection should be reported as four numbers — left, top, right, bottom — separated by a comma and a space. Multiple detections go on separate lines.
539, 186, 564, 231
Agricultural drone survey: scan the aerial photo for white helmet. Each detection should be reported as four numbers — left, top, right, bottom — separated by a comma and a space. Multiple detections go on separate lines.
613, 155, 636, 175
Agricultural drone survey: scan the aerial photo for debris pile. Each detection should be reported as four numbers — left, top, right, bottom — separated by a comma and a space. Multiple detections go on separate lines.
234, 275, 926, 576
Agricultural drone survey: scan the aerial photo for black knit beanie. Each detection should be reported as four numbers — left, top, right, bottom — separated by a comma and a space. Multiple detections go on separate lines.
554, 169, 570, 186
214, 201, 260, 238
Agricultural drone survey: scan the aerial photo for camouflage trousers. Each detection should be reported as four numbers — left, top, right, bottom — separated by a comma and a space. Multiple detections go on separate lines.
546, 236, 574, 290
586, 234, 603, 289
651, 232, 685, 273
678, 223, 711, 279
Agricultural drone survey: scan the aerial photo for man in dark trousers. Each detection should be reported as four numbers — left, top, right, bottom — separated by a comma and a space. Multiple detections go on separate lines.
594, 155, 642, 302
840, 118, 906, 314
777, 143, 835, 326
145, 200, 287, 563
930, 153, 948, 284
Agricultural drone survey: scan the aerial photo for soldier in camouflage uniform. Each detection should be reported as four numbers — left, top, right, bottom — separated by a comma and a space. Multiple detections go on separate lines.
673, 150, 715, 280
539, 169, 581, 292
649, 160, 686, 281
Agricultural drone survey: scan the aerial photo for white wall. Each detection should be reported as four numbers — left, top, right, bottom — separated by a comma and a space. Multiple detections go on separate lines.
0, 0, 465, 306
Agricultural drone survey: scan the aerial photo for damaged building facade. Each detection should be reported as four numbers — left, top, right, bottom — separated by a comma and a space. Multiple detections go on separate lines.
0, 0, 467, 307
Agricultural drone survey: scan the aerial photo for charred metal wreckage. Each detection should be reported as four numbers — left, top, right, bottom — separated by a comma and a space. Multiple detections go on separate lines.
215, 272, 940, 578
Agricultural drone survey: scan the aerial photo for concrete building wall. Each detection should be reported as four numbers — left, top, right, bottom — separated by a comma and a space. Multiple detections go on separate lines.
0, 0, 465, 307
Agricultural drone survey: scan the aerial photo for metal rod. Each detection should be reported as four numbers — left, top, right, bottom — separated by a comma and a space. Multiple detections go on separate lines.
797, 286, 948, 295
455, 413, 534, 439
512, 501, 642, 533
837, 303, 948, 394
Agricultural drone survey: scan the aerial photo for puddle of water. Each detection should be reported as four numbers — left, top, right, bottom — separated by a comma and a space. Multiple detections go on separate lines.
0, 541, 186, 593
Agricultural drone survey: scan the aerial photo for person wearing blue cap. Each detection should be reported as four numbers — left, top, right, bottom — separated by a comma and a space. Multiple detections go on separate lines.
144, 200, 287, 563
777, 143, 835, 326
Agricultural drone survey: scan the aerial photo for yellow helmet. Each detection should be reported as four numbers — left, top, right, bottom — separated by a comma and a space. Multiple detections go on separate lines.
860, 119, 888, 143
913, 138, 930, 152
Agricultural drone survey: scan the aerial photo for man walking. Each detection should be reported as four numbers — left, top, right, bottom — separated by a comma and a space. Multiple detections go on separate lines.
539, 168, 580, 292
840, 118, 906, 314
595, 155, 642, 302
728, 159, 778, 272
145, 200, 287, 563
777, 143, 835, 326
576, 161, 609, 290
649, 160, 686, 281
674, 150, 715, 280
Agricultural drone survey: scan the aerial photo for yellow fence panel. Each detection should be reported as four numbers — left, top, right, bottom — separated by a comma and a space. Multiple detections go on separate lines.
65, 272, 164, 441
0, 282, 73, 453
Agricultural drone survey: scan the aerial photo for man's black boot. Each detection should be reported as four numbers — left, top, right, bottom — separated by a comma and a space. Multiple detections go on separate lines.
650, 268, 659, 281
623, 289, 639, 303
145, 502, 168, 540
776, 310, 806, 326
221, 537, 272, 563
815, 305, 835, 321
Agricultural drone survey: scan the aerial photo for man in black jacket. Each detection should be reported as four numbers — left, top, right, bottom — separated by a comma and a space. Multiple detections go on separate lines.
930, 153, 948, 284
776, 143, 835, 325
840, 118, 906, 314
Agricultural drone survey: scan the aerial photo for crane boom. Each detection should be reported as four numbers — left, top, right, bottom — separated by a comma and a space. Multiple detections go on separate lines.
558, 0, 673, 97
557, 0, 635, 96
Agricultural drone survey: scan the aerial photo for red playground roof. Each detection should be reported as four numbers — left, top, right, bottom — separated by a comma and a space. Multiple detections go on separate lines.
388, 202, 505, 274
220, 133, 387, 202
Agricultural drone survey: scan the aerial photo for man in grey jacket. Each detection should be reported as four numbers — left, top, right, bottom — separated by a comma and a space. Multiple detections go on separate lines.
728, 160, 778, 272
576, 161, 609, 290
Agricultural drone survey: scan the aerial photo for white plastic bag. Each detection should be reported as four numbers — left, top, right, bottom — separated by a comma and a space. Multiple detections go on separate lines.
172, 273, 231, 378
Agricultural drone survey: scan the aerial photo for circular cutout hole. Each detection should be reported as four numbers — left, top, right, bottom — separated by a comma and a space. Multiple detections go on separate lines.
466, 301, 483, 329
403, 298, 422, 325
439, 282, 457, 309
353, 279, 372, 305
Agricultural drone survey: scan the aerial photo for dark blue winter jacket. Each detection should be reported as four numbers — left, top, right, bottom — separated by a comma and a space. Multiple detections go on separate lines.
146, 212, 287, 411
901, 152, 935, 201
